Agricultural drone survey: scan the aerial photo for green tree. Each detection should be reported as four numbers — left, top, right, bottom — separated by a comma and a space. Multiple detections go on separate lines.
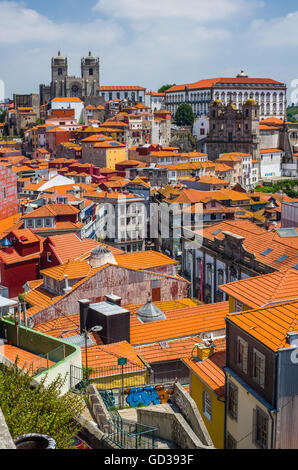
158, 84, 176, 93
0, 109, 6, 123
0, 361, 85, 449
174, 103, 195, 127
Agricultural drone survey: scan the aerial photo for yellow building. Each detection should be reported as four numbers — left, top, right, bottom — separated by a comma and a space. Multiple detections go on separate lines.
183, 340, 226, 449
82, 138, 126, 169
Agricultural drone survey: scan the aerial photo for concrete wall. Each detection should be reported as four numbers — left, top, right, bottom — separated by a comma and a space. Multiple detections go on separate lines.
137, 404, 213, 449
0, 319, 82, 394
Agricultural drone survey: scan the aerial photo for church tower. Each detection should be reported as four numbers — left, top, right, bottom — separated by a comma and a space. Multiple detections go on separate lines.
51, 51, 68, 97
81, 52, 100, 97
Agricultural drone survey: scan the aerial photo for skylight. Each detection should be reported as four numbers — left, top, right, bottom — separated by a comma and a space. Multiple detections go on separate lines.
275, 255, 289, 263
292, 264, 298, 271
212, 229, 222, 236
261, 248, 272, 256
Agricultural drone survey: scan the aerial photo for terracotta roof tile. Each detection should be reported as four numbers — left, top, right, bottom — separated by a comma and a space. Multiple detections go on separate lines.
183, 350, 226, 397
0, 343, 55, 374
200, 220, 298, 270
227, 300, 298, 352
219, 268, 298, 309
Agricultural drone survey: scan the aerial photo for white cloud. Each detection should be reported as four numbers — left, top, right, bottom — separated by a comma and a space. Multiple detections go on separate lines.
0, 1, 122, 44
94, 0, 261, 22
250, 11, 298, 47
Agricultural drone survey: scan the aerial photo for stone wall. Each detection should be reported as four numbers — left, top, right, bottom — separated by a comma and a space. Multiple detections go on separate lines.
0, 408, 15, 449
173, 382, 213, 447
137, 404, 213, 449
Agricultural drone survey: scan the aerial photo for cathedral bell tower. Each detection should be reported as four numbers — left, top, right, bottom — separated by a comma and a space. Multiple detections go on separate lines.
51, 51, 68, 97
81, 51, 100, 97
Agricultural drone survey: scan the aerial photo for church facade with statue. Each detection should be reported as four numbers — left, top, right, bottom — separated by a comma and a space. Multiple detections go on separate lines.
40, 51, 103, 106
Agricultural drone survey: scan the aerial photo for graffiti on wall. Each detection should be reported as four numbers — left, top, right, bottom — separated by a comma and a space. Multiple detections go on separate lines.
125, 385, 174, 407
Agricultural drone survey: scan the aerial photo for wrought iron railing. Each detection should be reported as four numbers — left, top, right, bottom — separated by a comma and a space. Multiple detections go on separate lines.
105, 416, 158, 449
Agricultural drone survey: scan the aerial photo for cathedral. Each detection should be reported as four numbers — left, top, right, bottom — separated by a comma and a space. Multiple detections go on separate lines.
39, 51, 102, 105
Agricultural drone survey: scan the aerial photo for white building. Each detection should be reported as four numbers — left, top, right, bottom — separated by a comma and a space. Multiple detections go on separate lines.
193, 116, 210, 141
259, 148, 284, 179
51, 97, 84, 123
145, 92, 165, 112
166, 72, 287, 120
99, 86, 146, 103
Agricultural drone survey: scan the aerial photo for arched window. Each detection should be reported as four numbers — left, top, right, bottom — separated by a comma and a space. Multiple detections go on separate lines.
58, 68, 63, 76
89, 68, 93, 76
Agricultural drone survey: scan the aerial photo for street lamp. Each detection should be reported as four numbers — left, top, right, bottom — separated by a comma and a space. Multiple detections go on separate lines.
84, 325, 103, 383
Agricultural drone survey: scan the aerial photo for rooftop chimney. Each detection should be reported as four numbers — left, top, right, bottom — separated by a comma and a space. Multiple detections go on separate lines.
79, 299, 90, 334
105, 294, 122, 306
63, 275, 72, 295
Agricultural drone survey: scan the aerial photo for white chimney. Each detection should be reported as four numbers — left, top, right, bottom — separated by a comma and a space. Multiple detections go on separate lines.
63, 274, 72, 294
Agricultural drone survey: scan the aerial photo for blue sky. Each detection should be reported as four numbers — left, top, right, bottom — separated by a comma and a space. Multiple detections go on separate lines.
1, 0, 298, 99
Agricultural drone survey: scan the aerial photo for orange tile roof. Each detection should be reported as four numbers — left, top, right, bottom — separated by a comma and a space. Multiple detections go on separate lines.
196, 176, 229, 185
83, 341, 146, 371
100, 86, 146, 91
166, 77, 284, 93
219, 268, 298, 309
164, 188, 250, 204
40, 259, 94, 280
0, 214, 21, 234
81, 134, 113, 142
183, 350, 226, 397
22, 204, 79, 219
0, 343, 54, 374
115, 250, 177, 270
51, 97, 82, 103
259, 125, 280, 131
10, 229, 40, 245
93, 141, 125, 148
201, 220, 298, 270
135, 336, 203, 363
44, 233, 100, 264
260, 148, 284, 154
227, 300, 298, 352
130, 301, 229, 346
260, 117, 284, 125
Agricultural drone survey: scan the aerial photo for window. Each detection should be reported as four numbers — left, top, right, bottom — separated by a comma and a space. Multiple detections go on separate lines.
227, 381, 238, 420
253, 407, 269, 449
234, 299, 243, 312
36, 219, 42, 227
226, 433, 237, 449
206, 264, 212, 285
203, 390, 212, 421
3, 187, 6, 200
200, 128, 205, 135
217, 269, 224, 286
45, 218, 51, 227
47, 252, 52, 263
89, 68, 93, 76
27, 219, 33, 228
253, 349, 265, 388
237, 337, 248, 373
